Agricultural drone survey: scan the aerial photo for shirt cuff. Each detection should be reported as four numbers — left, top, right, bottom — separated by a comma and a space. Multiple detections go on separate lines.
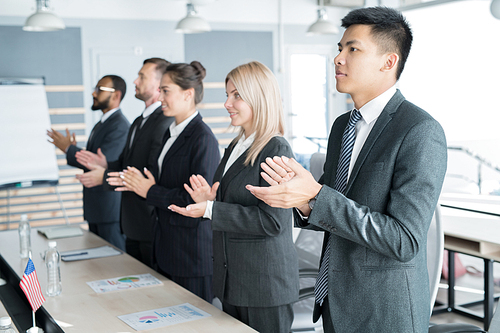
294, 207, 309, 220
203, 200, 214, 220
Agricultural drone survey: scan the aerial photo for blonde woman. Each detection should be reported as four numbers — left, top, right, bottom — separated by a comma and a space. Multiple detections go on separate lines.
169, 61, 299, 333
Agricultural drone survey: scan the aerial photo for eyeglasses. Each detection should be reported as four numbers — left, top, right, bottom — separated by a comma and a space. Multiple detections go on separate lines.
94, 86, 116, 94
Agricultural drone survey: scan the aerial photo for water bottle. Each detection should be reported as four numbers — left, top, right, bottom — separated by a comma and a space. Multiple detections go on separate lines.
45, 241, 62, 296
18, 214, 31, 258
0, 317, 16, 333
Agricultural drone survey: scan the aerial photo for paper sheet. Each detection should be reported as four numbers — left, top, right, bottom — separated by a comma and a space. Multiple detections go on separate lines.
86, 273, 163, 293
60, 245, 122, 261
118, 303, 211, 331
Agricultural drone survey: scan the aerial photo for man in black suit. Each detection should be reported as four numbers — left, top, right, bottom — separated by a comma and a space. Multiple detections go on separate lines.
75, 58, 174, 267
47, 75, 130, 250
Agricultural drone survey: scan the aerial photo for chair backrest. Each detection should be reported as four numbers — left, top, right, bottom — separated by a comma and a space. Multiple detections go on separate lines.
309, 152, 326, 182
427, 205, 444, 315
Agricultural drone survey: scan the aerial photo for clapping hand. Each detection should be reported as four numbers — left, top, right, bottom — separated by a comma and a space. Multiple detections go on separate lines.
47, 128, 76, 152
246, 156, 322, 214
107, 166, 156, 198
168, 174, 219, 218
184, 174, 219, 203
75, 148, 107, 170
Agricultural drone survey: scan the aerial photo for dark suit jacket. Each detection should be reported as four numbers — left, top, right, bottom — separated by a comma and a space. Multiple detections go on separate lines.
296, 90, 447, 333
212, 136, 299, 308
146, 113, 220, 278
67, 109, 130, 224
103, 106, 174, 242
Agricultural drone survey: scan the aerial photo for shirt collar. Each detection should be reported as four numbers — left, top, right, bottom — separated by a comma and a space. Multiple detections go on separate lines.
143, 101, 161, 118
358, 85, 397, 125
169, 111, 198, 137
237, 132, 256, 149
101, 107, 119, 123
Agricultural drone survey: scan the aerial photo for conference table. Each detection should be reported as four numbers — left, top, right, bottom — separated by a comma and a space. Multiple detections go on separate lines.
439, 195, 500, 331
0, 228, 256, 333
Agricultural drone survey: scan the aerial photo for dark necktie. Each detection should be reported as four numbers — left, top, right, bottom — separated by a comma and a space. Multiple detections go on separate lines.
314, 109, 362, 306
87, 121, 102, 145
129, 119, 141, 149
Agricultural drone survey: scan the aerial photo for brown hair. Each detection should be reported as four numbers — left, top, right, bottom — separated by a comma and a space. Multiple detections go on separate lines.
166, 61, 206, 105
143, 58, 171, 80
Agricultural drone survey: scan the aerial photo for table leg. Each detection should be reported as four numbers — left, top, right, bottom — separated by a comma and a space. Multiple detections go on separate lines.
448, 250, 455, 310
484, 258, 494, 331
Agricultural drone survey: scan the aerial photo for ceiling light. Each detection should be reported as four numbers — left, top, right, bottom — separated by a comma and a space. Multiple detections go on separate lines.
491, 0, 500, 20
307, 8, 339, 35
175, 3, 211, 34
23, 0, 65, 32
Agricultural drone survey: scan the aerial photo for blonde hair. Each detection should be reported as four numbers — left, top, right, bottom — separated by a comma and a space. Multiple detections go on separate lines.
226, 61, 285, 166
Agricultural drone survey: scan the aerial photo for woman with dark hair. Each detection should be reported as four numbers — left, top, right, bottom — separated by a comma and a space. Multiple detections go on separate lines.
107, 61, 220, 302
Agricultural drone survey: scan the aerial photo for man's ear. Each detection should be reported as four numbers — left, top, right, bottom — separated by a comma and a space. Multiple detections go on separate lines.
113, 90, 122, 103
382, 53, 399, 72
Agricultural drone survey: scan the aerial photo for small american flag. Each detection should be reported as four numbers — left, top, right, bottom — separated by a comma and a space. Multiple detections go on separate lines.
19, 258, 45, 311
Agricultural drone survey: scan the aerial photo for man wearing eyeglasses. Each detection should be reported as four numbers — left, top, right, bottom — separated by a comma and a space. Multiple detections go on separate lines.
47, 75, 130, 250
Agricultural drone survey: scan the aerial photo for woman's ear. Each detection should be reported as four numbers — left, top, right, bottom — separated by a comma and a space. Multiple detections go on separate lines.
184, 88, 195, 102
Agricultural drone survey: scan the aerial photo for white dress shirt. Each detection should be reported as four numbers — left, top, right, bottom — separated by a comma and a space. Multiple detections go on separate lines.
348, 85, 397, 180
203, 132, 256, 219
157, 111, 198, 176
100, 107, 119, 123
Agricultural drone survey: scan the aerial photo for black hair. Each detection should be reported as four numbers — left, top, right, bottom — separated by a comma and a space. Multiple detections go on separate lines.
166, 61, 206, 105
143, 58, 171, 80
341, 6, 412, 80
102, 75, 126, 101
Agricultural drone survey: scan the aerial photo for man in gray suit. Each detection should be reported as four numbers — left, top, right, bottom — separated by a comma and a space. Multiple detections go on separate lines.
247, 7, 447, 333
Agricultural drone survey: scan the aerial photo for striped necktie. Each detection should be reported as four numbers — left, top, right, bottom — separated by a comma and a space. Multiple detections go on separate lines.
314, 109, 362, 306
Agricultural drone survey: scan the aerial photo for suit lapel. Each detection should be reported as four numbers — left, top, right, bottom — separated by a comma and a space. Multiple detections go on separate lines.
159, 113, 201, 181
124, 116, 142, 159
219, 149, 249, 201
88, 109, 120, 150
130, 106, 162, 154
345, 90, 405, 194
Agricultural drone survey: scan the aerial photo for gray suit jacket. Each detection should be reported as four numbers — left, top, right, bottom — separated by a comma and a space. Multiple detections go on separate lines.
212, 136, 299, 308
297, 90, 447, 332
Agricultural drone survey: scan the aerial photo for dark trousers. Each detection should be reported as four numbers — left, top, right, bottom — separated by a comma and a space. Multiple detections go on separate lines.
88, 222, 125, 251
222, 301, 294, 333
125, 238, 153, 268
321, 297, 336, 333
157, 267, 213, 303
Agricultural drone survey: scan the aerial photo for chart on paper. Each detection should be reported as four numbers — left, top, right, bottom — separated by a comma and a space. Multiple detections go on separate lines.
118, 303, 212, 330
86, 273, 162, 293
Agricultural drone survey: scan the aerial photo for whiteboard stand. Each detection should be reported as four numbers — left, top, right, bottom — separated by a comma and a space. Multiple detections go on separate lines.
55, 185, 70, 225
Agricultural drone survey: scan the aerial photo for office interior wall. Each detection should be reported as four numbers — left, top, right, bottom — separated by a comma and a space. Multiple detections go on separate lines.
184, 30, 274, 148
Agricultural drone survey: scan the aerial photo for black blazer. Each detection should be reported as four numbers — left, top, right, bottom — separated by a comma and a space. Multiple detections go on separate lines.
103, 106, 174, 242
67, 109, 130, 224
211, 136, 299, 307
146, 113, 220, 277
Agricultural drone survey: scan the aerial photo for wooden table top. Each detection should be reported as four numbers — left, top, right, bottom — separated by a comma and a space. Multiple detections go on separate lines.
0, 228, 255, 333
441, 206, 500, 262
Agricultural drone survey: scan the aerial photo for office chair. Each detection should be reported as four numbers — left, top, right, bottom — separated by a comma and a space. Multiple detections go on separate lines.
290, 153, 325, 332
428, 305, 500, 333
428, 205, 444, 315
